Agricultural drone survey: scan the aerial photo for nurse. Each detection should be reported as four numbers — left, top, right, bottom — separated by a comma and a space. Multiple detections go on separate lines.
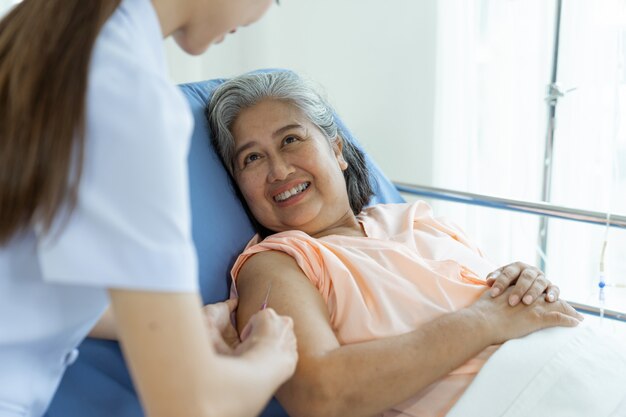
0, 1, 297, 417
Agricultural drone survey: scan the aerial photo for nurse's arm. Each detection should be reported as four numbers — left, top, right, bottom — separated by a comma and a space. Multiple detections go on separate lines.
108, 289, 291, 417
88, 301, 240, 349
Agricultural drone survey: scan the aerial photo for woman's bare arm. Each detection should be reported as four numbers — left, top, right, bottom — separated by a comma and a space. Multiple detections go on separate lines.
236, 251, 582, 417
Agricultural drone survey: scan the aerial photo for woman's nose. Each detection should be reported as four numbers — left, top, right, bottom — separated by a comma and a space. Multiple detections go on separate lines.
267, 155, 294, 182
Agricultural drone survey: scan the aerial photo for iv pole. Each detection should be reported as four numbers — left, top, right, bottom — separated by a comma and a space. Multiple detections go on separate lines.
538, 0, 566, 271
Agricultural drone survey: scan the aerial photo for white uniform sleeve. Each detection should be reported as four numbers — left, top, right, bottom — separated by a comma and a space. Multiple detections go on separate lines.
37, 49, 198, 292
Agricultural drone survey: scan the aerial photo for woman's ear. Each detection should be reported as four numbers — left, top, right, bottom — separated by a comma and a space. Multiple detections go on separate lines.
333, 136, 349, 171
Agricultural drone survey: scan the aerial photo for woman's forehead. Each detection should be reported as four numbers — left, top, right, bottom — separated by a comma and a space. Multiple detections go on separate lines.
243, 98, 302, 119
232, 99, 310, 138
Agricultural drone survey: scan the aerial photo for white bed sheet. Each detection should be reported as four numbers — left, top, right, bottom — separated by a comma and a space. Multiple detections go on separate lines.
446, 322, 626, 417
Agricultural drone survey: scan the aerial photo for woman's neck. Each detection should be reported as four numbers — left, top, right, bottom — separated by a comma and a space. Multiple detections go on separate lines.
310, 210, 366, 239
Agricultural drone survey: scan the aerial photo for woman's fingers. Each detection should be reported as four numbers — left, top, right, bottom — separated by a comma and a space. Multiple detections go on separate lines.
518, 272, 548, 305
507, 266, 540, 305
544, 311, 581, 327
544, 284, 560, 302
487, 263, 523, 296
487, 262, 531, 300
542, 300, 584, 327
488, 262, 558, 307
558, 299, 585, 321
472, 287, 584, 345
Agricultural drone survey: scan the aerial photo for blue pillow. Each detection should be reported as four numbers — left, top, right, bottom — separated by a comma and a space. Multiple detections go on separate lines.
45, 71, 404, 417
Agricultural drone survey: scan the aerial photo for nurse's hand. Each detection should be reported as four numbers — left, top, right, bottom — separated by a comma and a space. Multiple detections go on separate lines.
202, 299, 241, 355
486, 261, 560, 307
236, 308, 298, 383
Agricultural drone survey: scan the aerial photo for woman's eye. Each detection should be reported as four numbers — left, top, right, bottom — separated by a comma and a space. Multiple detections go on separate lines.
243, 153, 261, 165
283, 135, 299, 145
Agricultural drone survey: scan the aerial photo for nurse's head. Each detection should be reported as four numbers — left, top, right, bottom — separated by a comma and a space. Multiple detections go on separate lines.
156, 0, 277, 55
207, 71, 374, 237
0, 0, 275, 245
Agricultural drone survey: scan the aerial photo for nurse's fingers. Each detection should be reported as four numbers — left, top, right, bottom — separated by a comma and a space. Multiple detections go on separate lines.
202, 298, 238, 331
202, 299, 241, 354
208, 327, 236, 355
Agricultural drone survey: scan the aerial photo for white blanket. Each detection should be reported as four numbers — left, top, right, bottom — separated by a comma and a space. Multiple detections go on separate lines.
446, 324, 626, 417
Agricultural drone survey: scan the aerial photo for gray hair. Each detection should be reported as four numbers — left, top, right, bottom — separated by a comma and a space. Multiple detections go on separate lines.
206, 71, 373, 217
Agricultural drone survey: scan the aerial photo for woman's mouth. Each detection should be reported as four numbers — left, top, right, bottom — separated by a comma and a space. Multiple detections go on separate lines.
273, 182, 310, 202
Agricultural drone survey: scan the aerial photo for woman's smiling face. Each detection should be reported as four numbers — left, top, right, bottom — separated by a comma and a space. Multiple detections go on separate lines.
230, 99, 353, 236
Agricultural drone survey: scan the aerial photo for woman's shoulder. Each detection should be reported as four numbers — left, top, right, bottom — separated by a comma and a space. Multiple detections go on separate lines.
231, 231, 328, 290
237, 248, 299, 272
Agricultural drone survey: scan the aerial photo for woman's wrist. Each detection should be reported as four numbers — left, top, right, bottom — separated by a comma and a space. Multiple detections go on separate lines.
457, 305, 495, 346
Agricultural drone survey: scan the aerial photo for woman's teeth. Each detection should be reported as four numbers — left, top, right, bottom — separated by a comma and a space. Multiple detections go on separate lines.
274, 182, 310, 202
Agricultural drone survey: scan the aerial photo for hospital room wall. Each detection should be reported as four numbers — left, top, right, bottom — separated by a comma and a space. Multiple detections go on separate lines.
164, 0, 438, 187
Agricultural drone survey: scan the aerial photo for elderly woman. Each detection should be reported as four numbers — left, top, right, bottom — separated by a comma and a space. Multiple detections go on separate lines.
206, 71, 583, 417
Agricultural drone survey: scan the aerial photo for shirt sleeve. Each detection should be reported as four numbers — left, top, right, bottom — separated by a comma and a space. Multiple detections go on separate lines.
231, 232, 328, 298
37, 53, 198, 292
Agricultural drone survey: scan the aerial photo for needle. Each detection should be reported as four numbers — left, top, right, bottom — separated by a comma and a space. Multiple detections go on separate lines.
260, 282, 272, 310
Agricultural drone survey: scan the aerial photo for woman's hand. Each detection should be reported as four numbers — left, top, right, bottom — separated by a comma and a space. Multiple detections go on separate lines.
236, 308, 298, 383
486, 261, 559, 306
202, 299, 241, 354
469, 286, 583, 345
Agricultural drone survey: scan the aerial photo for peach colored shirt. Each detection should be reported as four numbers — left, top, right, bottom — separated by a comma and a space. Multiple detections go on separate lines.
232, 202, 499, 417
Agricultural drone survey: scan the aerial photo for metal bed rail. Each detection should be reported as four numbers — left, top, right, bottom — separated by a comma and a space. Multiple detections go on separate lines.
568, 302, 626, 322
394, 182, 626, 229
393, 181, 626, 322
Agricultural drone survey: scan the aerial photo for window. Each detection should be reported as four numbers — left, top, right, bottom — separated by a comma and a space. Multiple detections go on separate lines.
432, 0, 626, 314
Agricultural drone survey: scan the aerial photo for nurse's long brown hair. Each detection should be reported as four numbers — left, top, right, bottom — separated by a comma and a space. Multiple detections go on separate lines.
0, 0, 121, 245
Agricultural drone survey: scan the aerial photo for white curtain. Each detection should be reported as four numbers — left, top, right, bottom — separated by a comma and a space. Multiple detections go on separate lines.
433, 0, 626, 310
433, 0, 555, 264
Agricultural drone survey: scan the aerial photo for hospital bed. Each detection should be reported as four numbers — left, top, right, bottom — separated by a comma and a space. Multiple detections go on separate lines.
45, 71, 626, 417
